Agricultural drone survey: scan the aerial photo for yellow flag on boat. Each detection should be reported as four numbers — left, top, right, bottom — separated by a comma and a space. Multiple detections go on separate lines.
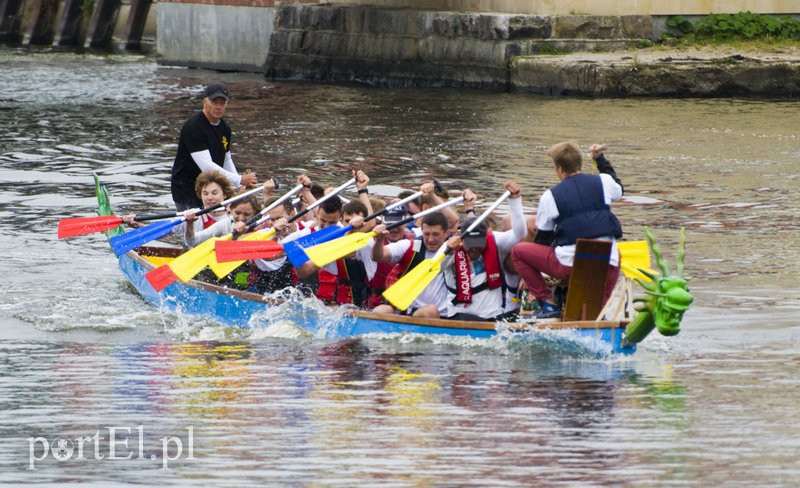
618, 240, 655, 282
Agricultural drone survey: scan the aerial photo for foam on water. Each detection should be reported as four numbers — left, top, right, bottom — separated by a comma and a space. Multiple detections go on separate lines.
246, 287, 351, 339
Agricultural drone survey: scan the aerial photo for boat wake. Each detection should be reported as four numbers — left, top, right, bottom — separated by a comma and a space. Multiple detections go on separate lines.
246, 288, 352, 339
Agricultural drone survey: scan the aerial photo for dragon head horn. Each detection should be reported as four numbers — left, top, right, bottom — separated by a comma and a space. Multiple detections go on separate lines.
644, 226, 671, 277
676, 227, 686, 278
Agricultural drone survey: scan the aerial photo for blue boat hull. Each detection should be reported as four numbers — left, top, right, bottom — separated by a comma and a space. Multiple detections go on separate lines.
117, 249, 636, 355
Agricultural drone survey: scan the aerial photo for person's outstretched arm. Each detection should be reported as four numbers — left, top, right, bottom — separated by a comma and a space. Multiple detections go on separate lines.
590, 144, 623, 194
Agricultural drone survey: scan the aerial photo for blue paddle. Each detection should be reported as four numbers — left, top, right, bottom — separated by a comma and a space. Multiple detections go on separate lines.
283, 190, 424, 268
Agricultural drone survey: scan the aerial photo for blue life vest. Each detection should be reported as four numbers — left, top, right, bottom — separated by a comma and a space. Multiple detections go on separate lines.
551, 173, 623, 246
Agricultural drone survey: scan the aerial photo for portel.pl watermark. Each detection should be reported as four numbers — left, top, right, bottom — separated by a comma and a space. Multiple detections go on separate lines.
27, 426, 194, 470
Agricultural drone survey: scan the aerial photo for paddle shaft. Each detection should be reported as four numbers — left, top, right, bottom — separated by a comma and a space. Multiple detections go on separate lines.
323, 195, 465, 246
359, 190, 425, 224
192, 184, 265, 220
132, 211, 186, 222
235, 183, 304, 235
287, 177, 357, 225
433, 190, 511, 259
311, 189, 428, 238
385, 196, 465, 231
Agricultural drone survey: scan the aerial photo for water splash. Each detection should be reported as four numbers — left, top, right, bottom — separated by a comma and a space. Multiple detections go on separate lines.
247, 287, 350, 339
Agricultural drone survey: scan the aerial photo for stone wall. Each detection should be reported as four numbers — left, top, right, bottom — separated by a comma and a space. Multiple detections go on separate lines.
152, 1, 800, 95
510, 52, 800, 97
265, 5, 654, 88
324, 0, 800, 15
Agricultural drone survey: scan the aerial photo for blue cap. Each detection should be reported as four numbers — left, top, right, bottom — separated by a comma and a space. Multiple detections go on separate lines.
383, 204, 407, 223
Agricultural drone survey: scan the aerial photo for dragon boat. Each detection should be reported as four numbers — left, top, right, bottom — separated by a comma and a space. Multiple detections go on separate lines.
93, 176, 692, 356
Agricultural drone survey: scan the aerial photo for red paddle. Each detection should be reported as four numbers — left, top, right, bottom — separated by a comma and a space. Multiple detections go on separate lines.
145, 264, 180, 292
215, 239, 284, 262
58, 212, 180, 239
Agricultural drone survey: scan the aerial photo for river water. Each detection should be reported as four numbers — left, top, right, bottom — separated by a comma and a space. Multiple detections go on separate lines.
1, 48, 799, 485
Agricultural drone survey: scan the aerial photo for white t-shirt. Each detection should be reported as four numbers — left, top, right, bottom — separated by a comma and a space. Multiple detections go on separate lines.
536, 173, 622, 267
179, 212, 230, 247
442, 197, 527, 319
384, 239, 450, 316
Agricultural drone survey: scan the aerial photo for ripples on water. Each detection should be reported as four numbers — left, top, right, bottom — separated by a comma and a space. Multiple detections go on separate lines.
1, 48, 799, 485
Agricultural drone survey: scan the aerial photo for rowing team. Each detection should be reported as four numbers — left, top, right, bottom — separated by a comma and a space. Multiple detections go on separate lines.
127, 142, 624, 322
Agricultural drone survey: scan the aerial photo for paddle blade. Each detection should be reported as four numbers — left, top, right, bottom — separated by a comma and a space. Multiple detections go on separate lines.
293, 225, 348, 249
305, 232, 376, 268
109, 219, 181, 256
145, 264, 179, 292
283, 240, 311, 268
284, 226, 350, 267
618, 240, 655, 282
215, 240, 283, 262
58, 215, 123, 238
382, 254, 445, 311
208, 231, 275, 279
167, 236, 222, 282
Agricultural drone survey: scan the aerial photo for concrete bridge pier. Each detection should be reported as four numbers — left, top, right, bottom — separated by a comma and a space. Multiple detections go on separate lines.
116, 0, 150, 49
51, 0, 83, 46
0, 0, 154, 48
84, 0, 120, 47
20, 0, 56, 44
0, 0, 24, 41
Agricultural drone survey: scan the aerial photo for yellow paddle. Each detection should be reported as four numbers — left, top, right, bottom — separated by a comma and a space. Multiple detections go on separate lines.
618, 240, 654, 282
383, 190, 511, 311
304, 196, 465, 268
147, 183, 304, 287
382, 253, 448, 312
208, 177, 357, 279
171, 234, 231, 282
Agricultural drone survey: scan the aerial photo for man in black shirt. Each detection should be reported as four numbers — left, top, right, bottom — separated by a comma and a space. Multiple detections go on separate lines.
170, 83, 258, 210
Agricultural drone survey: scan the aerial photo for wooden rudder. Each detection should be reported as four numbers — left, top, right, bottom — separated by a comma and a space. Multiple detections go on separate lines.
563, 239, 611, 321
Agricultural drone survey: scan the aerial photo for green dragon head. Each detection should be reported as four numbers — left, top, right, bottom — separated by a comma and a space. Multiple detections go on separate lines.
651, 278, 693, 336
631, 227, 694, 338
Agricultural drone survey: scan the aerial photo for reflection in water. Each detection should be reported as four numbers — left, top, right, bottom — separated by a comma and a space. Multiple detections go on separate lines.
168, 343, 256, 416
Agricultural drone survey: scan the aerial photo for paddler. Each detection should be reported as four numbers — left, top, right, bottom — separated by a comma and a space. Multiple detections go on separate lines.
441, 181, 526, 321
289, 170, 374, 307
511, 142, 624, 319
170, 83, 258, 211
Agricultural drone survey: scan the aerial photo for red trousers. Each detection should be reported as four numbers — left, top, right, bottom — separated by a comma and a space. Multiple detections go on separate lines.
511, 242, 620, 303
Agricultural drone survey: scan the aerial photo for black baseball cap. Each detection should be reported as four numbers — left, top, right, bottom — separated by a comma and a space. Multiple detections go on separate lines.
203, 83, 229, 101
383, 204, 408, 223
461, 217, 488, 248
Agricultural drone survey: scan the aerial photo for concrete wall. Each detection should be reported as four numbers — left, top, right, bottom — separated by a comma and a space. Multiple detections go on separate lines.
153, 0, 800, 75
157, 2, 276, 71
324, 0, 800, 15
265, 6, 654, 88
